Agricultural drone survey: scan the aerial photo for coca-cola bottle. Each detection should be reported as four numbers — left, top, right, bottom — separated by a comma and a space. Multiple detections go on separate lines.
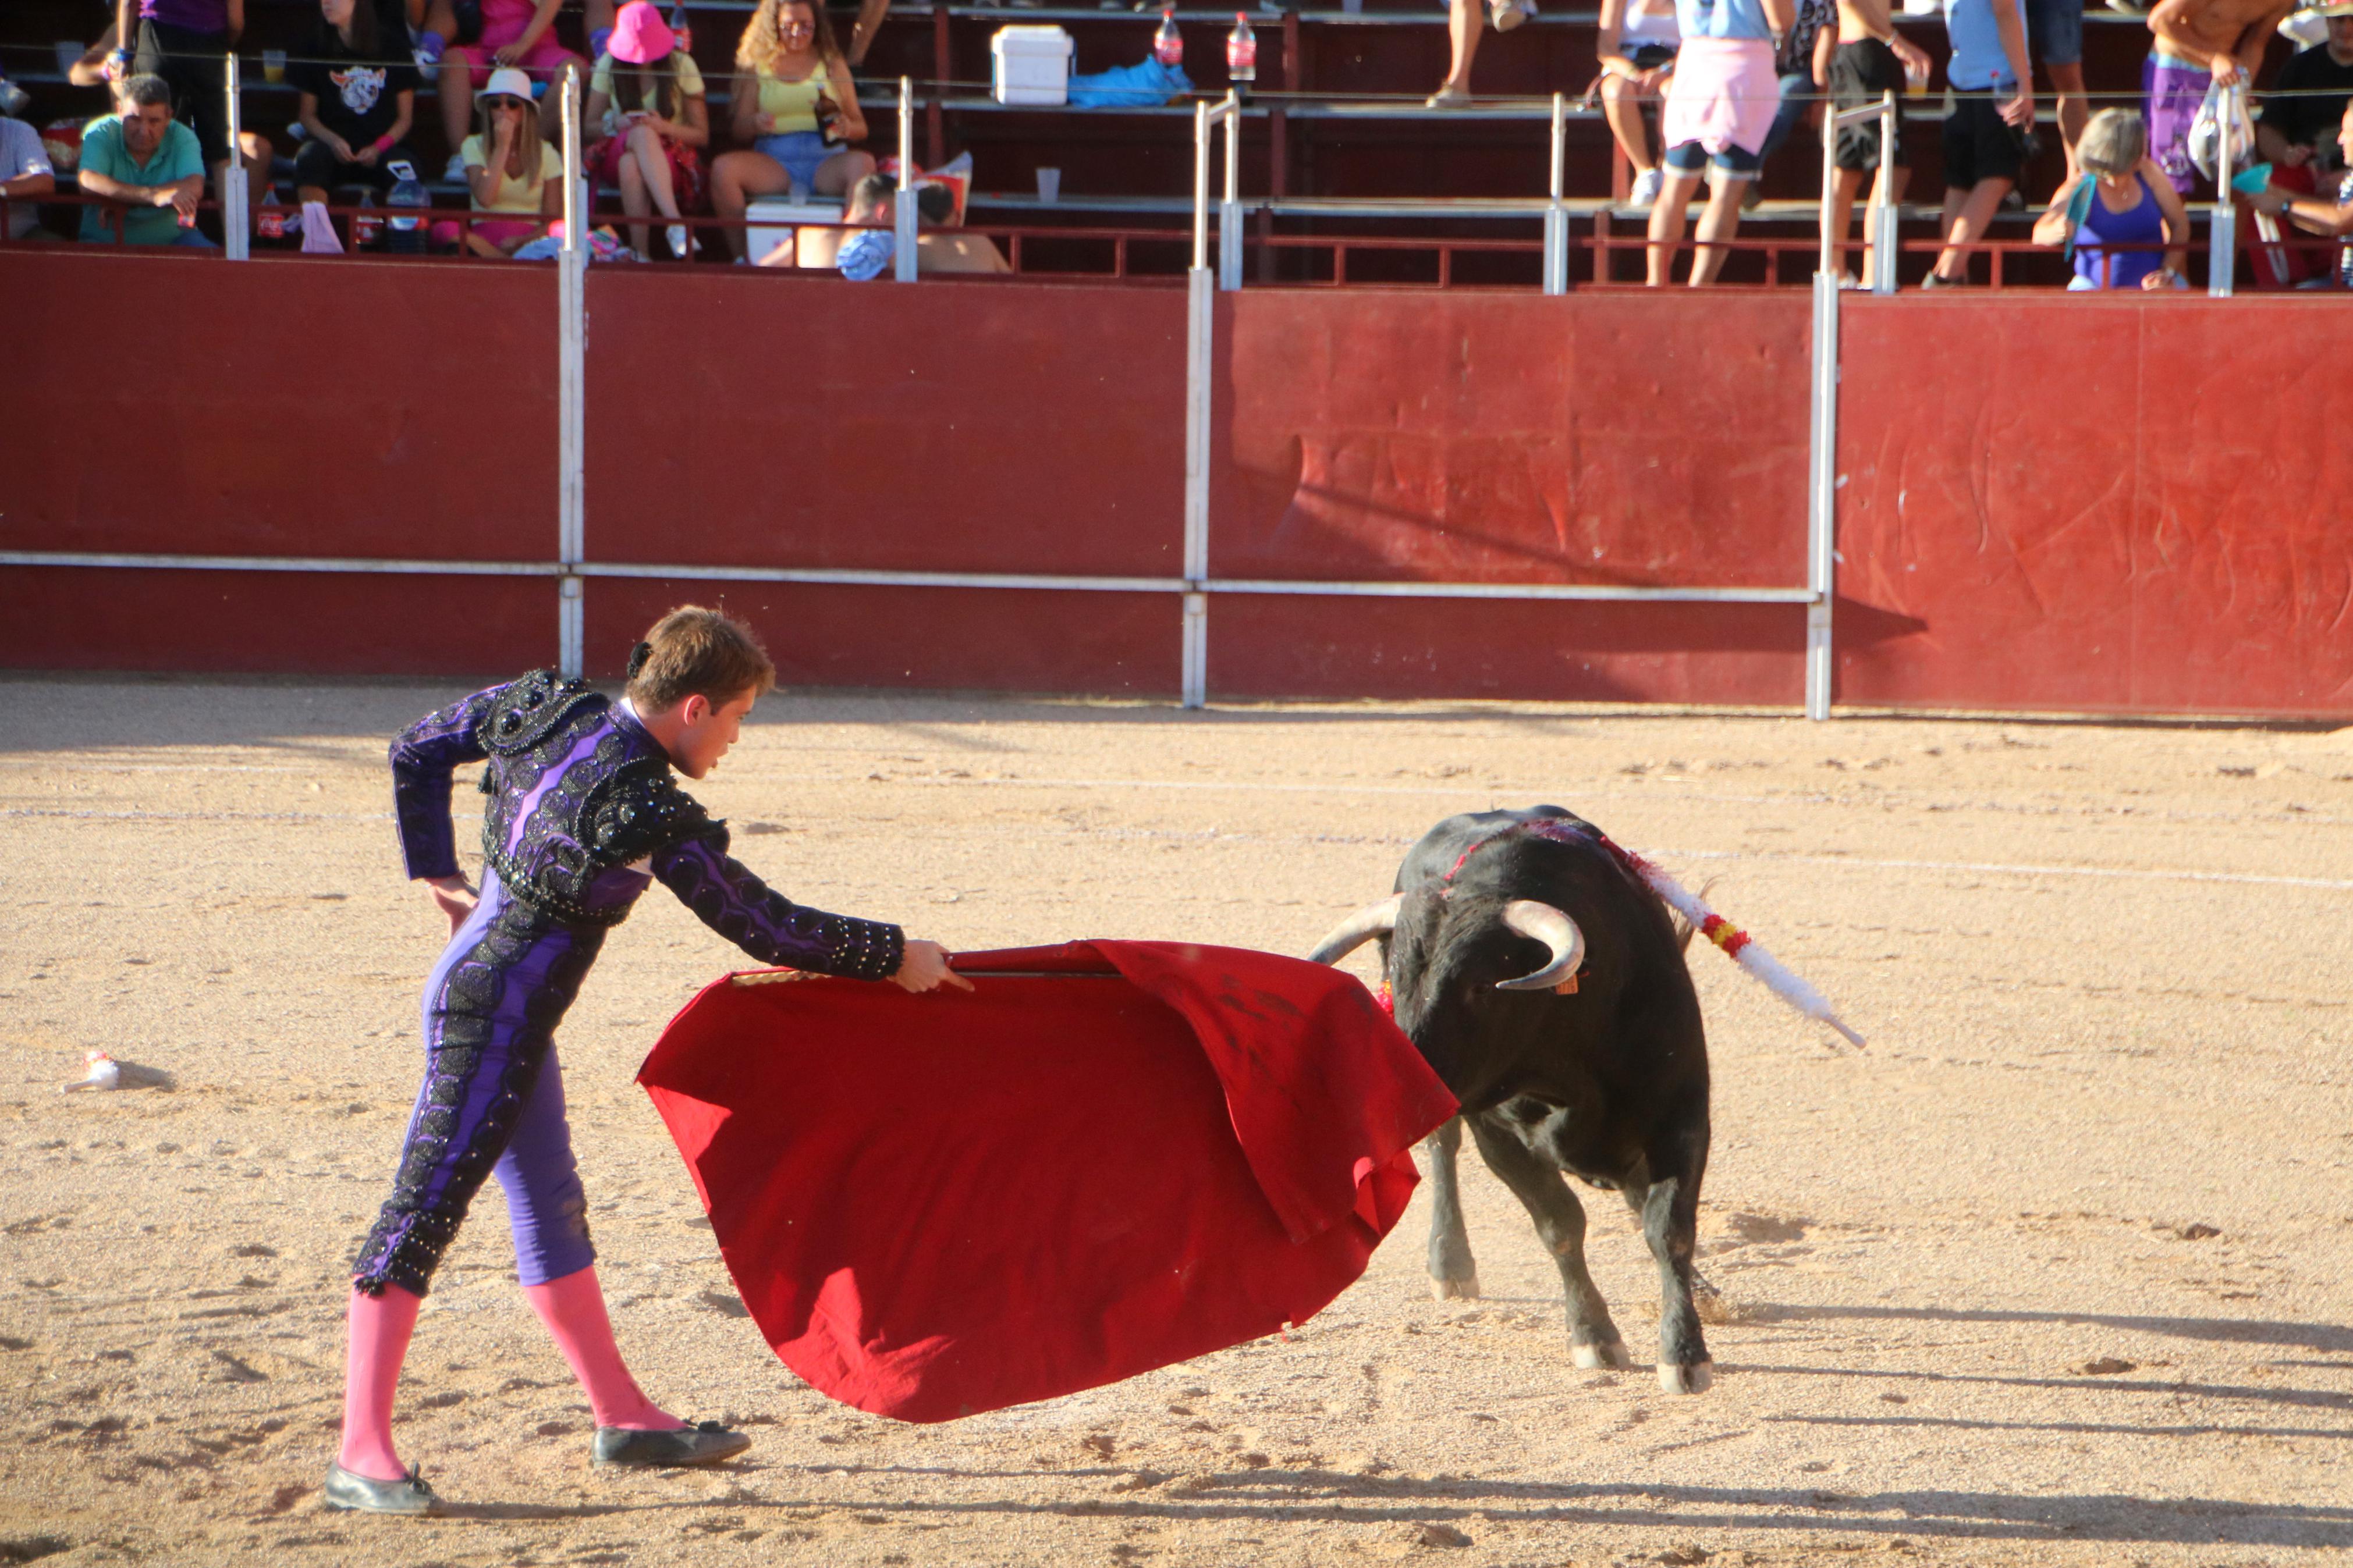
816, 88, 844, 145
353, 190, 383, 248
1225, 12, 1255, 96
668, 1, 693, 52
1154, 6, 1183, 66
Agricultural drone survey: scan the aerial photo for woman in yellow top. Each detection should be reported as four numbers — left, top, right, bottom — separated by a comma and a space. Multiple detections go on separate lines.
583, 1, 709, 260
709, 0, 874, 261
431, 66, 563, 258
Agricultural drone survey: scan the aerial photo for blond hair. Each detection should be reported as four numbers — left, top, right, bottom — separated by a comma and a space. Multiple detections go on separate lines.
736, 0, 844, 76
626, 606, 778, 711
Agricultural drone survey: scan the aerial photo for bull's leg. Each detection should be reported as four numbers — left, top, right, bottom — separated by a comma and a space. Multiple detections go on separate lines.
1634, 1129, 1713, 1395
1423, 1117, 1481, 1300
1464, 1115, 1629, 1370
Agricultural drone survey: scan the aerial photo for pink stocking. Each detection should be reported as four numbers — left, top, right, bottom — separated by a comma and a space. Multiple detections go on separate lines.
338, 1285, 421, 1481
522, 1264, 686, 1431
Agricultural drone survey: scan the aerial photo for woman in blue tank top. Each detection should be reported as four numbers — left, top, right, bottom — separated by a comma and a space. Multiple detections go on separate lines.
2033, 108, 2190, 290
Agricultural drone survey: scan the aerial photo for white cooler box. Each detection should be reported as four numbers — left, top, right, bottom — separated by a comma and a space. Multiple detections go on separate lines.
745, 194, 846, 267
992, 25, 1073, 106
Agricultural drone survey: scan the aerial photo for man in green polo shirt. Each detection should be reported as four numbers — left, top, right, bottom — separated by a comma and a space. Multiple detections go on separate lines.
77, 74, 211, 246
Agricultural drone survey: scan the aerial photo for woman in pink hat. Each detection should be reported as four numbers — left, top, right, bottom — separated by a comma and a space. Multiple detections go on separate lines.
432, 0, 586, 174
584, 1, 709, 259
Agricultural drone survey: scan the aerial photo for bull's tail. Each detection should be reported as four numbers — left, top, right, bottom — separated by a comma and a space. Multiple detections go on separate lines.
1602, 839, 1866, 1050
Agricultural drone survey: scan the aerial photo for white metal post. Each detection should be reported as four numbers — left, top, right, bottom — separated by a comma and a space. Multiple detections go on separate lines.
222, 53, 247, 258
1217, 92, 1241, 291
1543, 91, 1568, 295
1818, 102, 1839, 278
557, 71, 585, 677
1184, 101, 1217, 707
1803, 269, 1840, 721
1871, 90, 1897, 294
895, 77, 918, 282
2208, 85, 2237, 297
1192, 100, 1211, 271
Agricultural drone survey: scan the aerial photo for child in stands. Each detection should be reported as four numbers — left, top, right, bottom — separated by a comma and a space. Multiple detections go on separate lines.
583, 1, 709, 260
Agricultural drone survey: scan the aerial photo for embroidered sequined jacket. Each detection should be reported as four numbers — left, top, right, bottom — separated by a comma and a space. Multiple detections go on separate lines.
389, 669, 906, 982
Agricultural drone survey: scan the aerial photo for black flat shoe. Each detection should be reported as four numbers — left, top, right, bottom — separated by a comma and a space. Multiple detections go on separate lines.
590, 1421, 752, 1468
323, 1462, 439, 1515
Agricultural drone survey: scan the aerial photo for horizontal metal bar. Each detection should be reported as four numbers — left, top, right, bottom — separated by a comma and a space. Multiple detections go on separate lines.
1208, 579, 1814, 603
1, 551, 1809, 604
579, 562, 1189, 593
0, 550, 559, 576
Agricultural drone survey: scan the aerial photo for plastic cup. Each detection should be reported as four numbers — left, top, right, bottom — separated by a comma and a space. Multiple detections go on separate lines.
1905, 59, 1929, 97
1035, 166, 1061, 203
264, 49, 286, 84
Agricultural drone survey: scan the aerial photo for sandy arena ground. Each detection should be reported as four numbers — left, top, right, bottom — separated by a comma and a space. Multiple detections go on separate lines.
2, 678, 2351, 1568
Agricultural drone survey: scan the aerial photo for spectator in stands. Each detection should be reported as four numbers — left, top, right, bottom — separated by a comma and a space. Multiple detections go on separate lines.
2031, 106, 2189, 286
432, 66, 562, 256
830, 171, 897, 278
2240, 1, 2353, 278
2, 107, 58, 243
1645, 0, 1794, 285
1922, 0, 2033, 286
1427, 0, 1539, 108
711, 0, 875, 262
2262, 2, 2353, 163
80, 9, 272, 234
75, 73, 210, 246
109, 0, 265, 227
2249, 95, 2353, 240
1756, 0, 1837, 202
1596, 0, 1681, 208
290, 0, 423, 243
2145, 0, 2297, 194
1820, 0, 1933, 282
584, 2, 709, 261
2026, 0, 2086, 152
434, 0, 585, 177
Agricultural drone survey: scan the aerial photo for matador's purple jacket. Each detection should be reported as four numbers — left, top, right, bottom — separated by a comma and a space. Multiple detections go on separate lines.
353, 670, 904, 1298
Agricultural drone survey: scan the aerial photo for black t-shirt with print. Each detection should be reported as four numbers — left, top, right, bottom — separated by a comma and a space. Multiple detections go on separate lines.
288, 23, 422, 147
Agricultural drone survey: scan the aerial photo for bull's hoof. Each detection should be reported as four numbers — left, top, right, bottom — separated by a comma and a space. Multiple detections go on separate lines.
1571, 1339, 1631, 1371
1429, 1275, 1481, 1301
1656, 1360, 1715, 1395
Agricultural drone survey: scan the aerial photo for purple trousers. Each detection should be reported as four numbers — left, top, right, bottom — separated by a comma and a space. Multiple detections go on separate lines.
354, 869, 608, 1296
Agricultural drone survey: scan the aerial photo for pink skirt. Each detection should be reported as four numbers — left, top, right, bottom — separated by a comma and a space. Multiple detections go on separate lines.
1660, 37, 1779, 158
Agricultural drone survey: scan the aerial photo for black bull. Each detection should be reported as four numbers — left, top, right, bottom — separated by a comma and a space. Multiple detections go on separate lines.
1309, 806, 1717, 1394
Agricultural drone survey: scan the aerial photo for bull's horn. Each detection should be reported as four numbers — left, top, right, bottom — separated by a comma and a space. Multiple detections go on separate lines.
1495, 899, 1587, 991
1307, 894, 1403, 965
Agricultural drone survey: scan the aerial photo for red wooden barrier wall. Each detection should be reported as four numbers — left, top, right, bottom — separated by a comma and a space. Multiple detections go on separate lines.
4, 249, 2348, 720
1833, 295, 2353, 719
576, 270, 1186, 689
0, 249, 557, 674
1208, 290, 1812, 703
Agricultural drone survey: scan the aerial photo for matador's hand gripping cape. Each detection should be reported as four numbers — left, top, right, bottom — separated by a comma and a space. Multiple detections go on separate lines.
638, 940, 1458, 1421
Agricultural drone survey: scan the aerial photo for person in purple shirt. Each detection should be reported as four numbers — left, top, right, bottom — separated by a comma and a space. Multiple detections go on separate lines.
328, 606, 969, 1516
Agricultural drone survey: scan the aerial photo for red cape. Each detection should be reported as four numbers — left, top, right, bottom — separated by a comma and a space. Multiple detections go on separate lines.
637, 940, 1458, 1422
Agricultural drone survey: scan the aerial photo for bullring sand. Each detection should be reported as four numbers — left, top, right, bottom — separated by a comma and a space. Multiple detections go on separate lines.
2, 679, 2350, 1566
